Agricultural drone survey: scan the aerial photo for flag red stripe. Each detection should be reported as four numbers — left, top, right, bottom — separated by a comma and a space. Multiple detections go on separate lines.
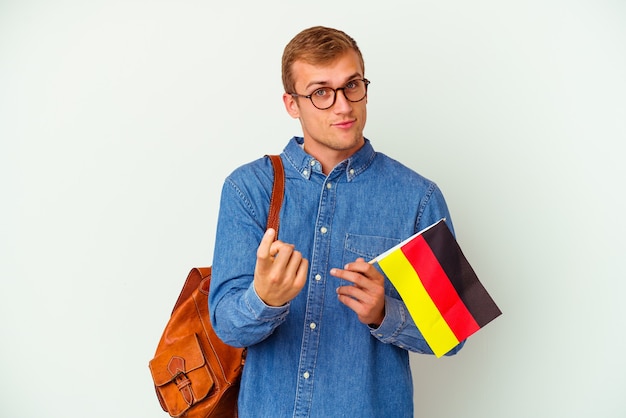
401, 235, 481, 341
421, 221, 502, 327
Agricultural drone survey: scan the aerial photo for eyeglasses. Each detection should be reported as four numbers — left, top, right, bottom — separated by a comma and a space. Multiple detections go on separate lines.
290, 79, 370, 110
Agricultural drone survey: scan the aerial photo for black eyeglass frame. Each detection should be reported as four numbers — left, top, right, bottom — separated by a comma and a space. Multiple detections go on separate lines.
289, 78, 371, 110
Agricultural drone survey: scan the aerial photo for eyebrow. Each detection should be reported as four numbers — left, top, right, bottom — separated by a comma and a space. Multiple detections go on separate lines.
304, 72, 363, 91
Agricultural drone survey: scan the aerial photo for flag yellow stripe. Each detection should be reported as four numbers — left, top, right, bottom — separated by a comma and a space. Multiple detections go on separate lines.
379, 248, 459, 357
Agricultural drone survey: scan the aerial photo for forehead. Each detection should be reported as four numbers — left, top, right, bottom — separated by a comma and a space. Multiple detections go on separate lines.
291, 50, 364, 91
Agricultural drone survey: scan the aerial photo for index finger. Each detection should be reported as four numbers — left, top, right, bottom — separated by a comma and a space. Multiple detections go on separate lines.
343, 258, 372, 274
256, 228, 277, 259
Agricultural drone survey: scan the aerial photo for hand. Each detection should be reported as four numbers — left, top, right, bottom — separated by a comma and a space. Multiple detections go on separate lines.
332, 258, 386, 326
253, 228, 309, 307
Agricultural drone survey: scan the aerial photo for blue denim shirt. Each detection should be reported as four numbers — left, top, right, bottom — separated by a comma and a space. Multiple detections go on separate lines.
210, 137, 464, 418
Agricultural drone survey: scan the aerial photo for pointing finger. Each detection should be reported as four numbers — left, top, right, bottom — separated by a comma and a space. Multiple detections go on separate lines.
257, 228, 276, 260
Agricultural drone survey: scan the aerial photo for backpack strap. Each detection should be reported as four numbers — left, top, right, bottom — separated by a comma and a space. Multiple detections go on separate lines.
266, 154, 284, 233
170, 155, 284, 313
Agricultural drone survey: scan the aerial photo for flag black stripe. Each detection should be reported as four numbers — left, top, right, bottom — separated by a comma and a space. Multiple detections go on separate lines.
422, 221, 502, 328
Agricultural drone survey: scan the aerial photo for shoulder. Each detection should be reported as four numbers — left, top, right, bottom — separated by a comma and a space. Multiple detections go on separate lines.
219, 156, 279, 214
370, 152, 451, 228
372, 152, 438, 190
225, 156, 274, 190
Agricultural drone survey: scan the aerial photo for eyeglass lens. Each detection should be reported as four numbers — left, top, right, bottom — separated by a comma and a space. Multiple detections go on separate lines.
311, 79, 368, 109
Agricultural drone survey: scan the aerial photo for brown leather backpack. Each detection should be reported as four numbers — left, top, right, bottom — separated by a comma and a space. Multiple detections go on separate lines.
149, 155, 284, 417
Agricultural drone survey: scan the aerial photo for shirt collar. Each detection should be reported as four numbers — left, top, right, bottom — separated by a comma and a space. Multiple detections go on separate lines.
283, 136, 376, 182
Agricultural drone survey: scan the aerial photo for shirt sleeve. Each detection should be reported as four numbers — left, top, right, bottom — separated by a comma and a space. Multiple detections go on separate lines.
369, 181, 465, 356
369, 295, 465, 355
209, 173, 288, 347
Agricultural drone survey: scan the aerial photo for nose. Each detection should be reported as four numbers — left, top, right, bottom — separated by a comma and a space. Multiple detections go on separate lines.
333, 88, 352, 113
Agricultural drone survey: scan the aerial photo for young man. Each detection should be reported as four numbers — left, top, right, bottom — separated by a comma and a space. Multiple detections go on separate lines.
210, 26, 464, 418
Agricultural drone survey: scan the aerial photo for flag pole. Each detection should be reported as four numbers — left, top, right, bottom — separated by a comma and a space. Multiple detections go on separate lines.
369, 218, 447, 264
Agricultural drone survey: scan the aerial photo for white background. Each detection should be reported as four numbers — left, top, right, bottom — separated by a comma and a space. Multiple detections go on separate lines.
1, 1, 625, 417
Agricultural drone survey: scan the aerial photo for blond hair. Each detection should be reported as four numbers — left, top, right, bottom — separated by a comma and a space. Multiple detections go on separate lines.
281, 26, 365, 93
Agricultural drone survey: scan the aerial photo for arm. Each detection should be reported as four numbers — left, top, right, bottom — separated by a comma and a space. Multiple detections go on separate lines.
209, 178, 307, 347
334, 258, 464, 356
334, 183, 465, 356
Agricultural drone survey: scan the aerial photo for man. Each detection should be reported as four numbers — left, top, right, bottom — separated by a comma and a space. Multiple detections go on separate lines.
210, 26, 464, 418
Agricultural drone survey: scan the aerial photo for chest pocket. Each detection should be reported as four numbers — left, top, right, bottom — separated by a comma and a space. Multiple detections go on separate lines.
342, 233, 402, 298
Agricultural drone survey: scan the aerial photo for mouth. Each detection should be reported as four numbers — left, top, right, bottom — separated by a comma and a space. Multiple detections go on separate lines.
333, 119, 355, 129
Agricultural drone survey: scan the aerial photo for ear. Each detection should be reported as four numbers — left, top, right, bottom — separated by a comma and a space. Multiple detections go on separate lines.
283, 93, 300, 119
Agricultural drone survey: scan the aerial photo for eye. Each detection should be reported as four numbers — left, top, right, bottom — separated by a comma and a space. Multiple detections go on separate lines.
345, 80, 359, 89
313, 88, 330, 97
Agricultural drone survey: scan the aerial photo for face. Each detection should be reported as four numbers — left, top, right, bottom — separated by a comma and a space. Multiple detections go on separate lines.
283, 50, 367, 168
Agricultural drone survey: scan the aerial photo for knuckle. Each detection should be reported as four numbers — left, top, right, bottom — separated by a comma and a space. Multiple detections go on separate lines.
265, 270, 282, 284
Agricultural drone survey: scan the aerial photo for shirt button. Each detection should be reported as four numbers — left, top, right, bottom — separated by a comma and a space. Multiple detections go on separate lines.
310, 160, 316, 166
315, 274, 322, 281
326, 182, 332, 189
310, 322, 317, 330
320, 226, 328, 234
303, 371, 310, 379
349, 168, 355, 175
303, 169, 308, 176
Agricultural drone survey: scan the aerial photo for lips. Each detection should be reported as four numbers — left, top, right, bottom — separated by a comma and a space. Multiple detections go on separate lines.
333, 120, 355, 129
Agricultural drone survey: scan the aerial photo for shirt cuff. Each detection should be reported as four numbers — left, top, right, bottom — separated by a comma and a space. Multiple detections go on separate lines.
243, 282, 290, 322
369, 296, 407, 342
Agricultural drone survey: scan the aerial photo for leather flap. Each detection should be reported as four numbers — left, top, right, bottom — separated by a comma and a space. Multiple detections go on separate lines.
149, 334, 211, 387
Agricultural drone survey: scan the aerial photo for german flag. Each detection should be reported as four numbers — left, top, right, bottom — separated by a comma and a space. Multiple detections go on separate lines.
374, 219, 501, 357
